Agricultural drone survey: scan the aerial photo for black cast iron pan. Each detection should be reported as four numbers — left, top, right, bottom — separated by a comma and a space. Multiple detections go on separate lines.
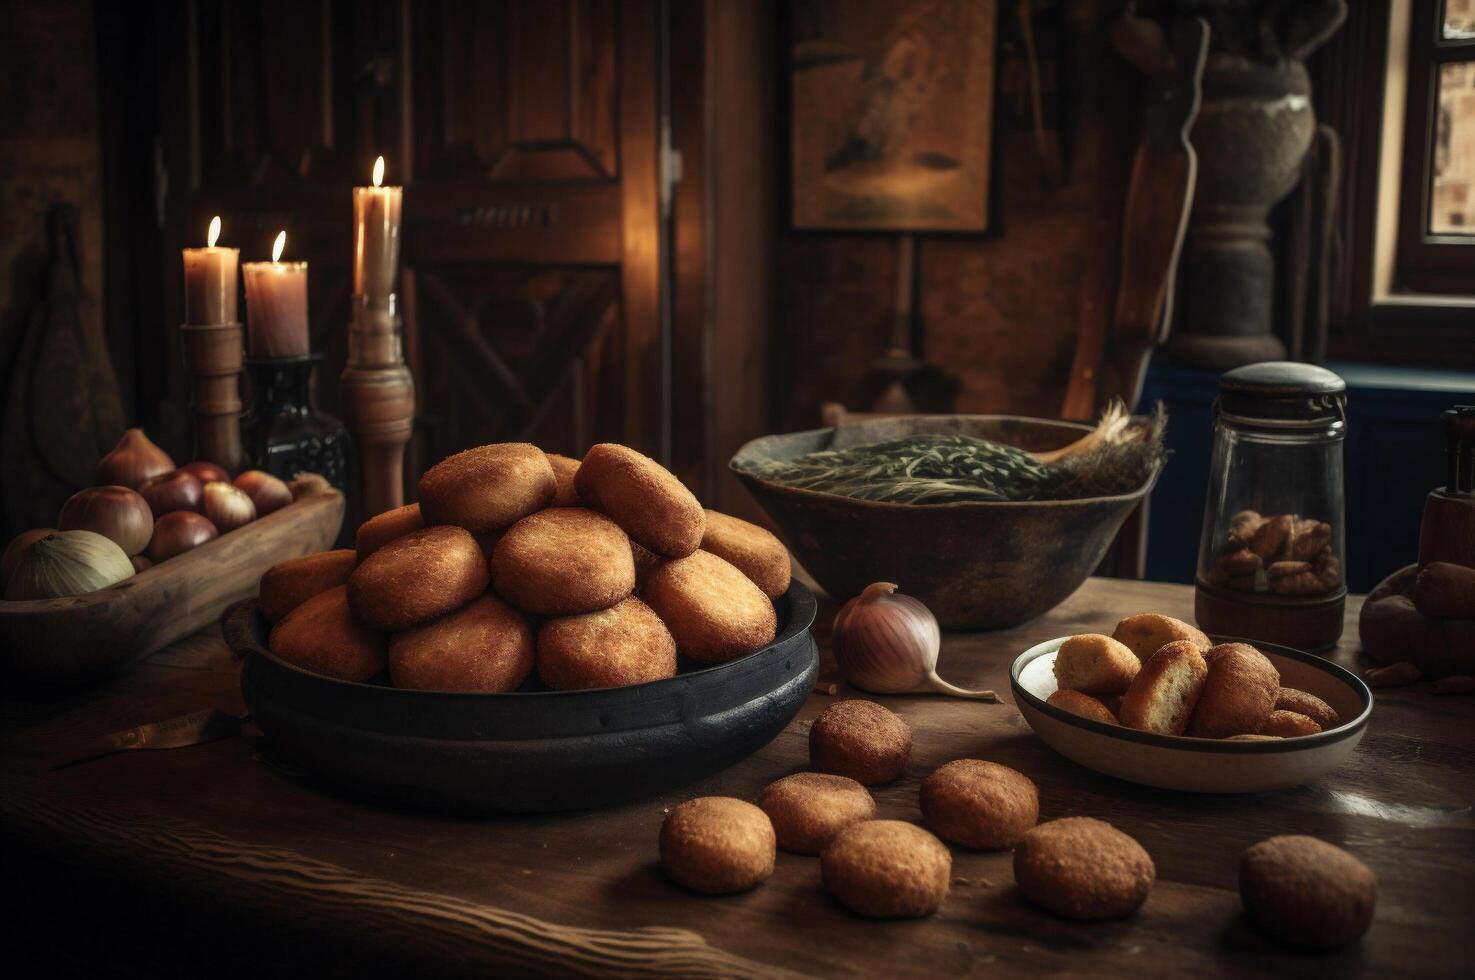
223, 582, 818, 813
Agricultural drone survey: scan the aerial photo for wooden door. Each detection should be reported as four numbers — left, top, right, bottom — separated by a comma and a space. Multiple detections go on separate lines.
396, 0, 662, 477
153, 0, 665, 498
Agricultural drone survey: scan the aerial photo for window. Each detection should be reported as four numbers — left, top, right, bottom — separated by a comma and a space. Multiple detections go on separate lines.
1393, 0, 1475, 293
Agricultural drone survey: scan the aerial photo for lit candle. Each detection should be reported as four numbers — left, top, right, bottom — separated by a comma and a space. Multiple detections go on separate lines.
353, 155, 403, 300
242, 231, 310, 358
181, 216, 239, 325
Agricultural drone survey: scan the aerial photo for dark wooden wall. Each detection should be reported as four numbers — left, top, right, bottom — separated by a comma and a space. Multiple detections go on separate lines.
772, 1, 1139, 432
0, 0, 107, 393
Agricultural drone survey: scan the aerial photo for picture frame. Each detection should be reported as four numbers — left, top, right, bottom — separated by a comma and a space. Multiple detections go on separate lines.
789, 0, 998, 233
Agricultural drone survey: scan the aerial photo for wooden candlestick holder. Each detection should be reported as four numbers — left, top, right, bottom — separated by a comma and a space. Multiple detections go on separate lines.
340, 296, 414, 520
1418, 407, 1475, 568
180, 321, 245, 472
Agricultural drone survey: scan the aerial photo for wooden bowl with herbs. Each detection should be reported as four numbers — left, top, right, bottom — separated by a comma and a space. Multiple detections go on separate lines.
731, 411, 1163, 630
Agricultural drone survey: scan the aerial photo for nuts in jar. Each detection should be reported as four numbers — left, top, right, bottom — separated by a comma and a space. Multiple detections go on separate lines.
1206, 511, 1340, 595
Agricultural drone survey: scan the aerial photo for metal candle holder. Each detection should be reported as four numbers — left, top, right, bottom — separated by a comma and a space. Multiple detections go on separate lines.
339, 294, 415, 519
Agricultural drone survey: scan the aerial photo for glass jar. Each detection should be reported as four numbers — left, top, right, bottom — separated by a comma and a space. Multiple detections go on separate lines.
1194, 362, 1347, 651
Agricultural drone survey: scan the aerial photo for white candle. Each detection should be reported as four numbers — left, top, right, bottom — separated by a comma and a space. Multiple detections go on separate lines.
242, 231, 310, 358
182, 216, 239, 325
353, 155, 403, 300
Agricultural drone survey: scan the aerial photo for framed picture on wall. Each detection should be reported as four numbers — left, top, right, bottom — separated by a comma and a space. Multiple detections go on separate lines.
789, 0, 997, 232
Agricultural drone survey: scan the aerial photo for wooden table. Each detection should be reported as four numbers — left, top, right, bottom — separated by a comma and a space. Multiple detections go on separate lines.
2, 578, 1471, 978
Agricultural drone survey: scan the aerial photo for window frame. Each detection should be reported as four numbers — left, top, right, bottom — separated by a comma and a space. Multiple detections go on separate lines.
1392, 0, 1475, 294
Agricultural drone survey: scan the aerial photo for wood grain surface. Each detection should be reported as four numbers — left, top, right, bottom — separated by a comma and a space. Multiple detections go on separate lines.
2, 577, 1471, 978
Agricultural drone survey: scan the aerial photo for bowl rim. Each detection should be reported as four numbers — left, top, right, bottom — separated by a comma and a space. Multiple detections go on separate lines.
729, 415, 1162, 510
1009, 633, 1373, 753
225, 579, 818, 699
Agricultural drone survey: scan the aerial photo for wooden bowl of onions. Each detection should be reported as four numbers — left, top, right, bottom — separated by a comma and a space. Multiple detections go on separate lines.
0, 468, 343, 687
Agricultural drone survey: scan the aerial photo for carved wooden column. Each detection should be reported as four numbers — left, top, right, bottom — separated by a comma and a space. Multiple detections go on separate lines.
341, 295, 414, 519
179, 322, 245, 471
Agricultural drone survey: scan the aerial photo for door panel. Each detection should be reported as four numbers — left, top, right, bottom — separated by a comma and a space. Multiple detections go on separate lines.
158, 0, 665, 505
402, 0, 656, 475
411, 0, 618, 181
408, 266, 619, 464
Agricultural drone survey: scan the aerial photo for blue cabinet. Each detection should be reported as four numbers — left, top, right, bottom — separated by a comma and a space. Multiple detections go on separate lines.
1140, 362, 1475, 592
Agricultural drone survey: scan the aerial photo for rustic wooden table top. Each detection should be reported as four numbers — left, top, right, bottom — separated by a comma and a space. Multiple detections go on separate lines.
2, 577, 1471, 978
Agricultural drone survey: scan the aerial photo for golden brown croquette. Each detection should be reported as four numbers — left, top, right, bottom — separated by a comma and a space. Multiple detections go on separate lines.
269, 585, 386, 682
699, 509, 791, 599
258, 549, 357, 624
1273, 687, 1339, 728
1110, 612, 1211, 662
1258, 709, 1322, 738
1052, 634, 1141, 695
347, 525, 490, 632
809, 699, 912, 785
1240, 836, 1376, 948
659, 797, 775, 895
388, 593, 534, 692
536, 597, 677, 690
1189, 643, 1280, 738
1013, 817, 1155, 920
417, 443, 555, 534
575, 443, 704, 558
1118, 640, 1209, 736
491, 507, 635, 617
821, 820, 951, 918
546, 453, 581, 507
355, 503, 425, 561
641, 550, 776, 664
1046, 689, 1118, 725
919, 759, 1039, 850
758, 773, 875, 855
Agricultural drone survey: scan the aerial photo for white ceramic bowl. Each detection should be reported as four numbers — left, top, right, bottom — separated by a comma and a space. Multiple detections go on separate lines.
1010, 636, 1372, 793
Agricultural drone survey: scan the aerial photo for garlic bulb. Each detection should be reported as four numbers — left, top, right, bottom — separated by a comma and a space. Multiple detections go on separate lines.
4, 530, 134, 600
832, 582, 998, 701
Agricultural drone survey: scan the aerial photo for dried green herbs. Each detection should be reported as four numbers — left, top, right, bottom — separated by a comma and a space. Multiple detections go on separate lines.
739, 435, 1050, 503
737, 404, 1166, 505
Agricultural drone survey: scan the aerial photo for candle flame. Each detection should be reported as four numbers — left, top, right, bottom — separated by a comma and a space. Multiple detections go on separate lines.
272, 230, 286, 263
207, 215, 221, 248
372, 156, 385, 187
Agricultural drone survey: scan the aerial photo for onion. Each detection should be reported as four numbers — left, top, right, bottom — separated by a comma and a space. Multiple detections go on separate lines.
181, 461, 231, 484
147, 511, 219, 562
2, 528, 55, 593
139, 469, 203, 518
131, 554, 154, 573
5, 530, 134, 600
57, 485, 154, 556
95, 428, 175, 489
831, 582, 998, 700
202, 480, 256, 532
234, 469, 292, 516
287, 472, 330, 499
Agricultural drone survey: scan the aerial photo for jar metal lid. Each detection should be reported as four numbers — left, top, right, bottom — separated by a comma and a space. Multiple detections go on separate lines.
1217, 361, 1347, 426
